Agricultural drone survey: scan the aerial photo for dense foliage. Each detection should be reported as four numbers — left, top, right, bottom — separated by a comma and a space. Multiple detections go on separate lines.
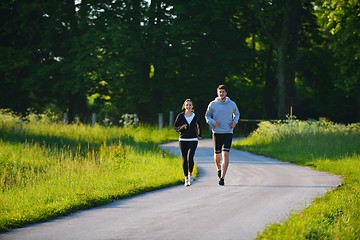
0, 0, 359, 124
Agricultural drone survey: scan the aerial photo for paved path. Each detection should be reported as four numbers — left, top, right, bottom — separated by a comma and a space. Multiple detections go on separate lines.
0, 139, 341, 240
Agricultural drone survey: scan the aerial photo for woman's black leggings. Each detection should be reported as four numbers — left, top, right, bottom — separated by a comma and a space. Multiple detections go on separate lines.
179, 141, 198, 176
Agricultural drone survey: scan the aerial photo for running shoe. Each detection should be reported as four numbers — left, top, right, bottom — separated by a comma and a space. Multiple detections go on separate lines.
219, 178, 225, 186
184, 178, 190, 186
189, 175, 194, 185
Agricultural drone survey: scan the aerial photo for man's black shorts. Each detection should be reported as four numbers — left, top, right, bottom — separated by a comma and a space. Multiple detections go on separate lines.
213, 133, 233, 154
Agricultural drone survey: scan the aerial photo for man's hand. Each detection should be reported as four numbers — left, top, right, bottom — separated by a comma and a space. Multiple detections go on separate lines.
230, 122, 237, 128
213, 121, 219, 127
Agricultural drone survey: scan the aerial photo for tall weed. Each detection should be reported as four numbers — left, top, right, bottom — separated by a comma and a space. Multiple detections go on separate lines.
0, 111, 180, 232
233, 120, 360, 239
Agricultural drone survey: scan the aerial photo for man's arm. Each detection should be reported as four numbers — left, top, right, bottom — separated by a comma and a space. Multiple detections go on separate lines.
204, 104, 215, 126
233, 104, 240, 123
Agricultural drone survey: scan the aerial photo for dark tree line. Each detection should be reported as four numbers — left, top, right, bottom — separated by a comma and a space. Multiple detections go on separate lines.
0, 0, 359, 124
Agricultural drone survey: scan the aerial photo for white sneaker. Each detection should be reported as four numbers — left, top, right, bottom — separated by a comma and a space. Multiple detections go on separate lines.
189, 175, 194, 185
184, 178, 190, 186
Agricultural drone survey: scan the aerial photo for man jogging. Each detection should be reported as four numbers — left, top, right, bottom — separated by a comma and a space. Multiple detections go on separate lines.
205, 84, 240, 186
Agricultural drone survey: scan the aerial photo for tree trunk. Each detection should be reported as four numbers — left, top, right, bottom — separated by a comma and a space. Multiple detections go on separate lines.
276, 45, 287, 118
286, 0, 302, 118
263, 45, 277, 119
275, 0, 302, 119
357, 86, 360, 121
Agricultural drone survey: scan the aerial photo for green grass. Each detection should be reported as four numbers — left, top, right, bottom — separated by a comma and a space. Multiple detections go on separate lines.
233, 120, 360, 239
2, 110, 359, 238
0, 110, 184, 232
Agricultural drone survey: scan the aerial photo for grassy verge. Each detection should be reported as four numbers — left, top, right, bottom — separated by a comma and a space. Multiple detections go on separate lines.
0, 110, 184, 232
233, 120, 360, 239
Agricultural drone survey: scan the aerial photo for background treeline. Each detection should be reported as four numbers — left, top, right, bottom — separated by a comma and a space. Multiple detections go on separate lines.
1, 0, 359, 124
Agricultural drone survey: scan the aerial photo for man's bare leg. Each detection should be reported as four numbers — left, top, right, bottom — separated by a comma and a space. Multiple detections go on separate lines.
214, 153, 221, 171
221, 151, 230, 178
215, 153, 222, 179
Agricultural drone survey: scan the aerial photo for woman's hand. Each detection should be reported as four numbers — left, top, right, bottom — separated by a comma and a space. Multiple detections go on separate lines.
180, 124, 188, 130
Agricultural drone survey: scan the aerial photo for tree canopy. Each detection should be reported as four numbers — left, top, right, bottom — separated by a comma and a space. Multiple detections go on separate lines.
0, 0, 359, 124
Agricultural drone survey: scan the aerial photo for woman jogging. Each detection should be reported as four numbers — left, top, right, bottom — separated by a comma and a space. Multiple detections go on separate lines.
173, 99, 203, 186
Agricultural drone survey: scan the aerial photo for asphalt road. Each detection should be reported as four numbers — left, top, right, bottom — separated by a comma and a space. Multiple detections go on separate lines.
0, 139, 341, 240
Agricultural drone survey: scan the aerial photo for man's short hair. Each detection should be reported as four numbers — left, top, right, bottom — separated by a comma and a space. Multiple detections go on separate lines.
217, 84, 227, 91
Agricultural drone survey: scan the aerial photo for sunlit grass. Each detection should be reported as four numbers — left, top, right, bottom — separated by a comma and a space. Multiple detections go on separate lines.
233, 120, 360, 239
0, 110, 181, 232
